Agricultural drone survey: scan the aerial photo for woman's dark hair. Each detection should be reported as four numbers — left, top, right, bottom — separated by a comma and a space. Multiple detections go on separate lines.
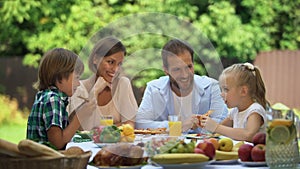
88, 37, 126, 73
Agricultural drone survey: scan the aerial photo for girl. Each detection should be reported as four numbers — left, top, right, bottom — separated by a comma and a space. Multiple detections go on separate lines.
199, 63, 268, 142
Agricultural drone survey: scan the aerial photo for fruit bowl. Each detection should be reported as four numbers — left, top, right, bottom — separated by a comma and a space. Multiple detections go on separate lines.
142, 136, 215, 168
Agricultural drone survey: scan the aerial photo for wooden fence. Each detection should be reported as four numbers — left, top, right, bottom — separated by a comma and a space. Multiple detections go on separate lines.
254, 50, 300, 109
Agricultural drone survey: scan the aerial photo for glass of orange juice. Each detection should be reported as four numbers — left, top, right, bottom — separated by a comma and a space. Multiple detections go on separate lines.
100, 115, 113, 126
168, 115, 182, 136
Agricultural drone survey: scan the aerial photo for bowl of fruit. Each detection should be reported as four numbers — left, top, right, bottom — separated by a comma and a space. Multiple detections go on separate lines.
144, 136, 213, 169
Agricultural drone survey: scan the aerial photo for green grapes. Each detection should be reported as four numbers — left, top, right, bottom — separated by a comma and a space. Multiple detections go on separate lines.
168, 140, 196, 153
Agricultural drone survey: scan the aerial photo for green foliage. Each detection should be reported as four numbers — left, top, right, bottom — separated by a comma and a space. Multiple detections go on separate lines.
23, 53, 41, 68
0, 94, 27, 144
0, 123, 26, 144
0, 94, 28, 125
197, 1, 268, 61
242, 0, 300, 49
0, 0, 299, 85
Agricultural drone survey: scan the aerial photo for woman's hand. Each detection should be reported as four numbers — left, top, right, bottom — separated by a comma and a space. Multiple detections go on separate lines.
94, 76, 112, 95
75, 78, 108, 126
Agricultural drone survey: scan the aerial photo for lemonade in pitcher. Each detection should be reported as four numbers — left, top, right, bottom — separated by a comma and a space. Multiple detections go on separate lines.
266, 110, 299, 169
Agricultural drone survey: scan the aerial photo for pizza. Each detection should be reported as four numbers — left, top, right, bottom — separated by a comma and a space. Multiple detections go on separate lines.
134, 128, 167, 135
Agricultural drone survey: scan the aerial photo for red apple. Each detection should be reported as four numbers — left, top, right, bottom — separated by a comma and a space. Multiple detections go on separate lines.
196, 141, 216, 160
252, 132, 266, 145
251, 144, 266, 162
194, 147, 205, 155
238, 144, 254, 161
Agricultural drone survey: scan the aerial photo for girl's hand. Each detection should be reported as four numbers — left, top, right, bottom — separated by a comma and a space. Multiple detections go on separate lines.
201, 116, 218, 133
191, 115, 203, 129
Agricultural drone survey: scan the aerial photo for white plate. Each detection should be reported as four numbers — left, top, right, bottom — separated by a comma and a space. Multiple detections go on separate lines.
158, 160, 214, 169
238, 159, 267, 166
211, 159, 238, 164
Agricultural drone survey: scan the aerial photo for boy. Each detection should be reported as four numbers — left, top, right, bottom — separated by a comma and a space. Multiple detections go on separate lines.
26, 48, 84, 149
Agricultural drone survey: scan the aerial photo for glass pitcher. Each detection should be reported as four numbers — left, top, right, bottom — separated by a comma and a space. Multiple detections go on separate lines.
265, 108, 299, 169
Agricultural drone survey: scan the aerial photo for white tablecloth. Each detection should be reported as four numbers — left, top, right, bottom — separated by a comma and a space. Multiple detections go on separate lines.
66, 141, 300, 169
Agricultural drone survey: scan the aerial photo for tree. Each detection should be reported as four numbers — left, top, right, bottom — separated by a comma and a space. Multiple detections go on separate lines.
0, 0, 299, 84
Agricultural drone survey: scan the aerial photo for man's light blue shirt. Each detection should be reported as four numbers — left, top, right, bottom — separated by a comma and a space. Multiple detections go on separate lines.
136, 75, 228, 133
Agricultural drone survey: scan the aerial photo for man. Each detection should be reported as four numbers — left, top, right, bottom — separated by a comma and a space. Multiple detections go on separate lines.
135, 39, 227, 133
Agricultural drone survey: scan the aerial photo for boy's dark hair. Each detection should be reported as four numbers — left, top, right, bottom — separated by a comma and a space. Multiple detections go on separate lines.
34, 48, 84, 90
161, 39, 194, 68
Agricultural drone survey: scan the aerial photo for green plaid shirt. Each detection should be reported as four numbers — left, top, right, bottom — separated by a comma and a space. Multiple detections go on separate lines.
26, 86, 69, 142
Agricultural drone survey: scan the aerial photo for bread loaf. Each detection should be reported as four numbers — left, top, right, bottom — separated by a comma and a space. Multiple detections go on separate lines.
0, 139, 26, 157
18, 139, 64, 157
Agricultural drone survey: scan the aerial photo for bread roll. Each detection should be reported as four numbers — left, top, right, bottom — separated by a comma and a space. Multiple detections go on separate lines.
0, 139, 26, 157
63, 146, 84, 156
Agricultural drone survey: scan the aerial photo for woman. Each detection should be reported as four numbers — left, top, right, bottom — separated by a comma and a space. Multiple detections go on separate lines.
69, 37, 137, 130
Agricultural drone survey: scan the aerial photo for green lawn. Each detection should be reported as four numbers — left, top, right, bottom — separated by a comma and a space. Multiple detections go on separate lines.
0, 123, 27, 144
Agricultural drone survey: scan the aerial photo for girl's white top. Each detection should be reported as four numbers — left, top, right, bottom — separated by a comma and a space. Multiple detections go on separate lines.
228, 102, 266, 132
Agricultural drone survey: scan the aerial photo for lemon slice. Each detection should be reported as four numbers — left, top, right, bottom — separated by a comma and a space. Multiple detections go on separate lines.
270, 119, 293, 128
270, 125, 290, 143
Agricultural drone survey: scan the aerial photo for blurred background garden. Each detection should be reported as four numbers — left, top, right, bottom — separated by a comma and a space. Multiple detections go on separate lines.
0, 0, 299, 143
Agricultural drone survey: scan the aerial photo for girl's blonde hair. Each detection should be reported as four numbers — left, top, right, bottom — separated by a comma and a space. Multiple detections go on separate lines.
34, 48, 84, 90
220, 63, 268, 109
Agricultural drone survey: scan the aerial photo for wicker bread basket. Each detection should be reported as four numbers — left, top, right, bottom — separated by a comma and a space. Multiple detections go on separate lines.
0, 151, 92, 169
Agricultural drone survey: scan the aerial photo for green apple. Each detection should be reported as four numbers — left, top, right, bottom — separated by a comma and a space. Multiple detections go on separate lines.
218, 137, 233, 151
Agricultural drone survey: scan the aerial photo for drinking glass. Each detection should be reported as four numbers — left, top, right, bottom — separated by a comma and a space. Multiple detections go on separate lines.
100, 115, 113, 126
168, 115, 182, 136
265, 109, 299, 169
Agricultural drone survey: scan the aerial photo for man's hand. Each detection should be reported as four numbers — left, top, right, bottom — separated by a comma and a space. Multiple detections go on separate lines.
182, 116, 195, 132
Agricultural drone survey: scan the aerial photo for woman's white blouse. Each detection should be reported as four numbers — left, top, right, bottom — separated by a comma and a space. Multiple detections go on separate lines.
68, 75, 137, 130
